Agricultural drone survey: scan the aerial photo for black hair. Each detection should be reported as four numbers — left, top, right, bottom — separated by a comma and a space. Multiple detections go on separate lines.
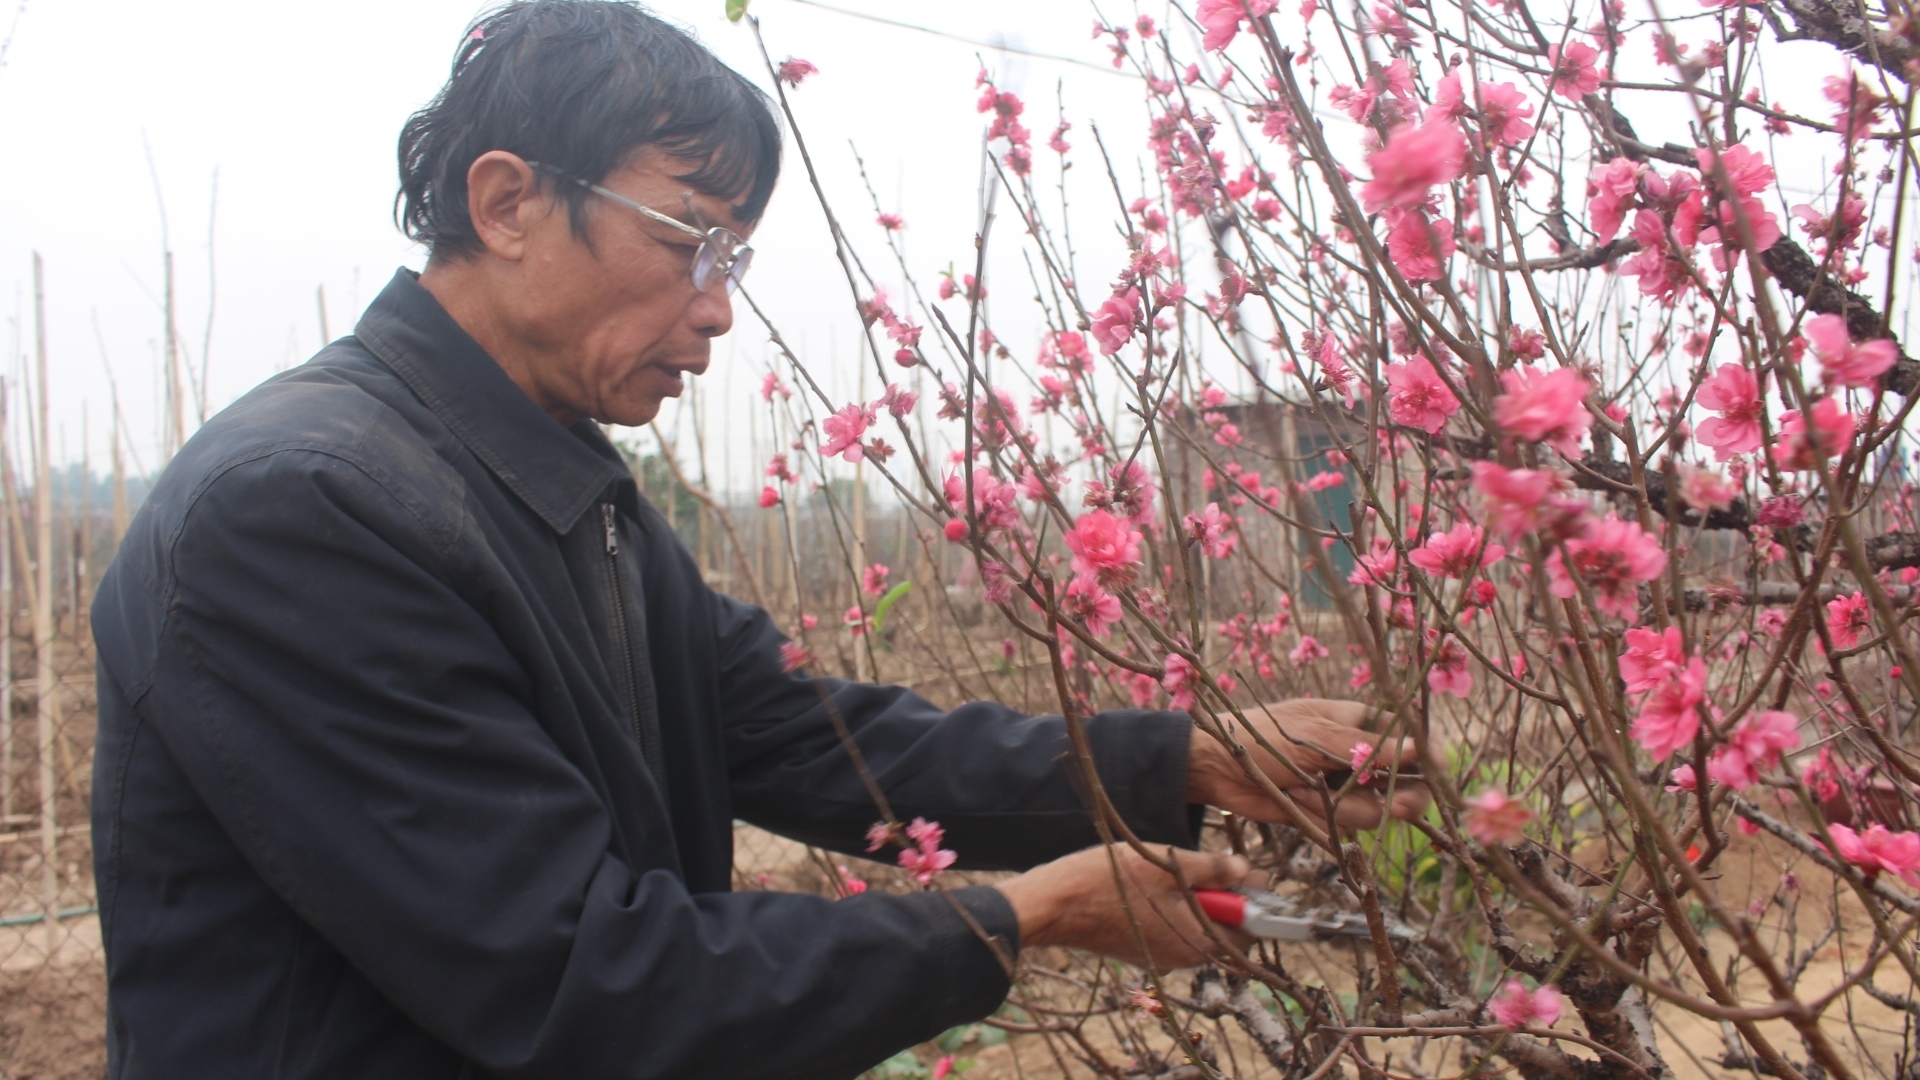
397, 1, 782, 259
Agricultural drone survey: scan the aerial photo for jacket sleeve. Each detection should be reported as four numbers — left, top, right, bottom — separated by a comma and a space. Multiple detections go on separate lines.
712, 589, 1200, 870
141, 449, 1017, 1080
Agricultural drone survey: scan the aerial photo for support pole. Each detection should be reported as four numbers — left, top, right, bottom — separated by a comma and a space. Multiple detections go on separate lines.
0, 380, 11, 820
32, 253, 57, 957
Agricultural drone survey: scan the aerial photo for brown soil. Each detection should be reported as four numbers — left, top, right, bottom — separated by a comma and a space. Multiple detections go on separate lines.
0, 962, 105, 1080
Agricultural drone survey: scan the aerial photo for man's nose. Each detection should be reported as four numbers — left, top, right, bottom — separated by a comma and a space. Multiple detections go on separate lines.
689, 286, 734, 339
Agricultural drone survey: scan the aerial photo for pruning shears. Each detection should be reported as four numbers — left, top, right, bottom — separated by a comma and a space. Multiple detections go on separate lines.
1194, 888, 1415, 942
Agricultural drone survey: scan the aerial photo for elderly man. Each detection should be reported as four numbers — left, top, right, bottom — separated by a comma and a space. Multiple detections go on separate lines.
91, 3, 1416, 1077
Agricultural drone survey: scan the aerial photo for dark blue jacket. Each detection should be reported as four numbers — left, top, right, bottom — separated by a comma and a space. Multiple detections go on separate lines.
90, 269, 1198, 1079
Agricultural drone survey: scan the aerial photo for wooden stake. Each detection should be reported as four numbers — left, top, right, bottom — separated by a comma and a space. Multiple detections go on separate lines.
163, 250, 183, 461
32, 253, 57, 956
76, 405, 89, 638
111, 397, 127, 550
0, 379, 11, 821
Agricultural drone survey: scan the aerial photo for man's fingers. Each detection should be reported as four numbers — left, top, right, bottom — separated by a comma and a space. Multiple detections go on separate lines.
1387, 785, 1432, 821
1250, 780, 1430, 830
1244, 702, 1418, 773
1170, 849, 1251, 890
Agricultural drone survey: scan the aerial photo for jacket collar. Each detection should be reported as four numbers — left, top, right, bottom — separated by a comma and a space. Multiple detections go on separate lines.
354, 269, 631, 534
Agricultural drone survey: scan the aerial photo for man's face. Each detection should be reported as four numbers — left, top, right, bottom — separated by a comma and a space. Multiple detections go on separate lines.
513, 147, 753, 427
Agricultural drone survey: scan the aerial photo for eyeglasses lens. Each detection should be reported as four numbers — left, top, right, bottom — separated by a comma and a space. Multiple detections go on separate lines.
690, 229, 751, 295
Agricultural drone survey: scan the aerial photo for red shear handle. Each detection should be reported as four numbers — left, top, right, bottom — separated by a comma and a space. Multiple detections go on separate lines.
1194, 889, 1246, 928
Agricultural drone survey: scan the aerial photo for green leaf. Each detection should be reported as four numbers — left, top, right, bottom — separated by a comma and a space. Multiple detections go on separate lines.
871, 581, 913, 635
725, 0, 749, 23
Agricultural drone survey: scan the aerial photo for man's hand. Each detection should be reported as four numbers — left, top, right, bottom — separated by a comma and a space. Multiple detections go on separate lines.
996, 845, 1251, 970
1185, 698, 1429, 829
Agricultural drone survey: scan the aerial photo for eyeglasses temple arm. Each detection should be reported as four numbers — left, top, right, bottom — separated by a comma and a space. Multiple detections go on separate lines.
583, 182, 709, 241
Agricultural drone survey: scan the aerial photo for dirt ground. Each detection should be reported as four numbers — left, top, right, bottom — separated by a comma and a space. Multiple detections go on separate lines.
4, 825, 1911, 1078
0, 960, 105, 1080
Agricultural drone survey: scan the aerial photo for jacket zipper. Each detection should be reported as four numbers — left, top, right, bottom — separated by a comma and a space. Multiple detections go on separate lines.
601, 503, 651, 759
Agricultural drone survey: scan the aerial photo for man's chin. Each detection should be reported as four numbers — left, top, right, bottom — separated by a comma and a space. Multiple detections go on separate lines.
590, 393, 668, 429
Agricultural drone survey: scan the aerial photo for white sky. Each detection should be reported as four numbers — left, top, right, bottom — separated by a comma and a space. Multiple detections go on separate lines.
0, 0, 1896, 492
0, 0, 1167, 489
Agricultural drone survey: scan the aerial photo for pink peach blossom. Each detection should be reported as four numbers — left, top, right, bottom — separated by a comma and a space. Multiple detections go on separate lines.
1349, 741, 1377, 785
1489, 980, 1563, 1030
1546, 516, 1668, 622
1061, 576, 1123, 638
1091, 287, 1142, 355
1289, 635, 1330, 666
1621, 208, 1698, 305
1195, 0, 1278, 51
1464, 790, 1534, 845
876, 383, 917, 419
1665, 763, 1698, 793
779, 641, 814, 674
897, 818, 958, 885
1361, 118, 1468, 212
1184, 502, 1239, 559
1772, 397, 1856, 471
1474, 81, 1536, 147
1827, 823, 1920, 888
1825, 591, 1871, 649
776, 58, 819, 87
1408, 522, 1506, 579
1618, 626, 1686, 694
1162, 654, 1199, 710
1065, 510, 1143, 586
1546, 42, 1602, 100
820, 403, 876, 462
1494, 366, 1591, 455
1629, 657, 1706, 760
1694, 363, 1764, 460
1384, 355, 1461, 434
1824, 68, 1887, 143
843, 605, 870, 638
1706, 710, 1799, 790
1804, 313, 1897, 389
1347, 537, 1400, 588
1427, 633, 1474, 698
1677, 464, 1739, 512
1382, 207, 1457, 282
1697, 143, 1774, 196
1587, 158, 1643, 243
1471, 462, 1587, 540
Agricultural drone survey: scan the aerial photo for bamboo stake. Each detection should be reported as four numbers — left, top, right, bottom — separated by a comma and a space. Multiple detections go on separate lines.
163, 250, 183, 462
75, 405, 88, 637
0, 379, 11, 821
111, 397, 126, 550
198, 168, 218, 425
32, 254, 57, 957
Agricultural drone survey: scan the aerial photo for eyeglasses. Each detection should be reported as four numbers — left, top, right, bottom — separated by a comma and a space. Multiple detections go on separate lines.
528, 162, 753, 295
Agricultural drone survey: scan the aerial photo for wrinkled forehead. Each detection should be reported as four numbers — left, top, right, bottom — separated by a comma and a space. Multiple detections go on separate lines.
607, 146, 758, 239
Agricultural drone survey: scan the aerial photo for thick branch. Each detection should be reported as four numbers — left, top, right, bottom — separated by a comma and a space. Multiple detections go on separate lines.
1761, 238, 1920, 397
1190, 968, 1292, 1071
1865, 530, 1920, 571
1774, 0, 1918, 81
1478, 91, 1920, 400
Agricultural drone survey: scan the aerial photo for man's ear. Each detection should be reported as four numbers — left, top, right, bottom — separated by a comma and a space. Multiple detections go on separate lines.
465, 151, 549, 262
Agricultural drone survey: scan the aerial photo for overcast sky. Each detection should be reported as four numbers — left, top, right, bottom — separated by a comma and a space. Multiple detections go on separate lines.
0, 0, 1891, 492
0, 0, 1175, 490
